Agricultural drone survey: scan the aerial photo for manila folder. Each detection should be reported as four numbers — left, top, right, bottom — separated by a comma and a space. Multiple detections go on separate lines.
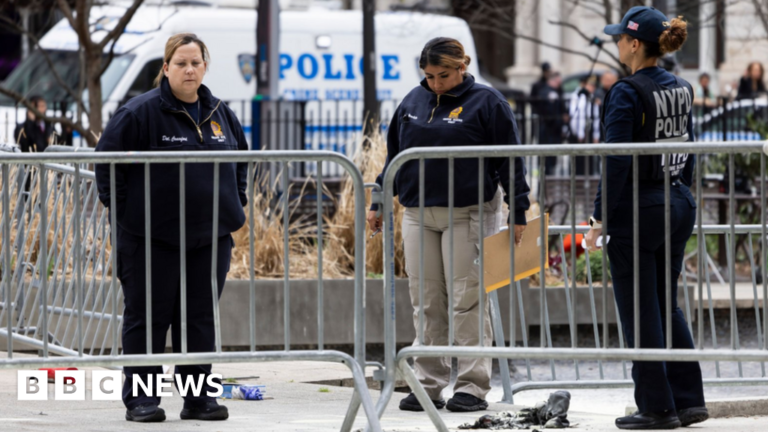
483, 214, 549, 293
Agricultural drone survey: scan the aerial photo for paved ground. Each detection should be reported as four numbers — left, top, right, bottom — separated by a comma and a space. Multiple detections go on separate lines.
1, 352, 767, 431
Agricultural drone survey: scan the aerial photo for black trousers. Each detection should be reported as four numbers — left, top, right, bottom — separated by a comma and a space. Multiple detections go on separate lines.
116, 228, 232, 410
606, 188, 705, 413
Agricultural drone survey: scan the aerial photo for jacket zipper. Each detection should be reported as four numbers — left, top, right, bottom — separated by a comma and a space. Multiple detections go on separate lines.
427, 93, 456, 123
171, 100, 222, 143
428, 95, 441, 123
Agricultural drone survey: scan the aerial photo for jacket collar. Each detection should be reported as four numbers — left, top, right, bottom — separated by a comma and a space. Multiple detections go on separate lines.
159, 76, 219, 112
419, 73, 475, 97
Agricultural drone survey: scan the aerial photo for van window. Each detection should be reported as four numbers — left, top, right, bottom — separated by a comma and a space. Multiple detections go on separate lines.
126, 59, 163, 100
0, 50, 134, 105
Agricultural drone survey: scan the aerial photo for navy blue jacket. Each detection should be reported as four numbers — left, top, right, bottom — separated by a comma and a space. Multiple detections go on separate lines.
95, 77, 248, 245
374, 75, 531, 225
592, 67, 695, 222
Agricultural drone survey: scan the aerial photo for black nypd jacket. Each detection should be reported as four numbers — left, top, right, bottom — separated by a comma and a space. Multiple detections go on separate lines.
374, 74, 531, 225
95, 77, 248, 245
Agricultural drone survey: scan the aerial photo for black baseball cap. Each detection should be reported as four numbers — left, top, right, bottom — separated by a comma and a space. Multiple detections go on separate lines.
604, 6, 669, 42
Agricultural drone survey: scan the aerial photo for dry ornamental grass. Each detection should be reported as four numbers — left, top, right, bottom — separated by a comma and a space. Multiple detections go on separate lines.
228, 130, 407, 280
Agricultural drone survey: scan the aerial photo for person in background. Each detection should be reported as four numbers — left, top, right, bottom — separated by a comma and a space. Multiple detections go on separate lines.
694, 72, 717, 114
568, 76, 600, 145
530, 62, 554, 132
15, 95, 53, 153
530, 61, 553, 100
598, 70, 619, 97
537, 71, 565, 174
568, 76, 600, 175
736, 62, 766, 100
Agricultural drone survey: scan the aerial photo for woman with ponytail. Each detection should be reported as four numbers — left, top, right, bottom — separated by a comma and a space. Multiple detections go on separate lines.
369, 37, 531, 413
584, 7, 708, 430
95, 33, 247, 423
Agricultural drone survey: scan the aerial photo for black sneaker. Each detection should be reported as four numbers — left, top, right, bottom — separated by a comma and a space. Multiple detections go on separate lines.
446, 392, 488, 412
180, 400, 229, 421
125, 404, 166, 422
615, 411, 681, 430
678, 406, 709, 427
398, 392, 446, 412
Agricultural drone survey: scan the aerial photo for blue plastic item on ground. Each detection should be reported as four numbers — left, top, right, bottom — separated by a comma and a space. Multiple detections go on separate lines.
232, 385, 265, 400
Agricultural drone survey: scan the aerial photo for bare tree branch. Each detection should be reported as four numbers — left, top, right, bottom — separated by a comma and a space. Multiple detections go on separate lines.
96, 0, 143, 51
752, 0, 768, 36
602, 0, 613, 25
55, 0, 77, 33
549, 19, 624, 67
99, 38, 119, 77
468, 23, 621, 71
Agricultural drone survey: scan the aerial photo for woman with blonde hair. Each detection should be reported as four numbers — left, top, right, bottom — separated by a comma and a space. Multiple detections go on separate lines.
96, 33, 248, 423
369, 37, 530, 413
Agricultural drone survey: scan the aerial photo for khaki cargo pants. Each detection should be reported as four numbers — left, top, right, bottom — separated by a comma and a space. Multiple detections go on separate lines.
401, 192, 503, 401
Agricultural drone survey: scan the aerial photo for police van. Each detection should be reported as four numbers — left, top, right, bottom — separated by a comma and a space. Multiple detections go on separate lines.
0, 1, 487, 175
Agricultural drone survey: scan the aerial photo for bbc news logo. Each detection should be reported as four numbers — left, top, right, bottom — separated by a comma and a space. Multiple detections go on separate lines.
18, 371, 223, 400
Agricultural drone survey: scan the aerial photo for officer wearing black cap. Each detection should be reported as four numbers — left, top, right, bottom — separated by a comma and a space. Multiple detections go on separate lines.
584, 6, 708, 430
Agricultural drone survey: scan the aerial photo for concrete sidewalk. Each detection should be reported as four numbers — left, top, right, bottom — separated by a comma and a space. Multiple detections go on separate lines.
1, 354, 767, 431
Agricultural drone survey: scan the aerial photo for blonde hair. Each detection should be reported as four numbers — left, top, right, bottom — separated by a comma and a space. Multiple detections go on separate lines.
419, 37, 471, 71
153, 33, 211, 87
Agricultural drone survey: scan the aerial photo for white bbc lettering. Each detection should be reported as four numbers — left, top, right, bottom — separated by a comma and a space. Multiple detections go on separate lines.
206, 374, 224, 397
175, 374, 205, 397
17, 371, 224, 400
54, 370, 85, 401
17, 371, 48, 401
133, 374, 154, 397
156, 374, 175, 397
92, 370, 122, 401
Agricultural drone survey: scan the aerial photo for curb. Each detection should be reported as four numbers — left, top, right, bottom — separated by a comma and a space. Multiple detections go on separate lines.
626, 397, 768, 418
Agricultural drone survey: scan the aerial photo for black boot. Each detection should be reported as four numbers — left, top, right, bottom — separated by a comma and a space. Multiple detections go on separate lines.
125, 404, 166, 422
677, 407, 709, 427
180, 400, 229, 421
398, 392, 446, 412
615, 411, 681, 430
446, 392, 488, 412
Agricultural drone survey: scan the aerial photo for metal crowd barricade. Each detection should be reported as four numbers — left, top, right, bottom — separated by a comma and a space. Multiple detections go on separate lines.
376, 142, 768, 432
0, 148, 381, 432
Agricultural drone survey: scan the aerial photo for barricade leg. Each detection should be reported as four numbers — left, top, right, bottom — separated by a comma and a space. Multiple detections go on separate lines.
341, 390, 362, 432
397, 357, 449, 432
489, 290, 514, 403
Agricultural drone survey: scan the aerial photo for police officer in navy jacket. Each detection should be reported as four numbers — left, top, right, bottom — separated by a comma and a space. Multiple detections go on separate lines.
369, 37, 530, 413
95, 34, 247, 423
584, 7, 708, 430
